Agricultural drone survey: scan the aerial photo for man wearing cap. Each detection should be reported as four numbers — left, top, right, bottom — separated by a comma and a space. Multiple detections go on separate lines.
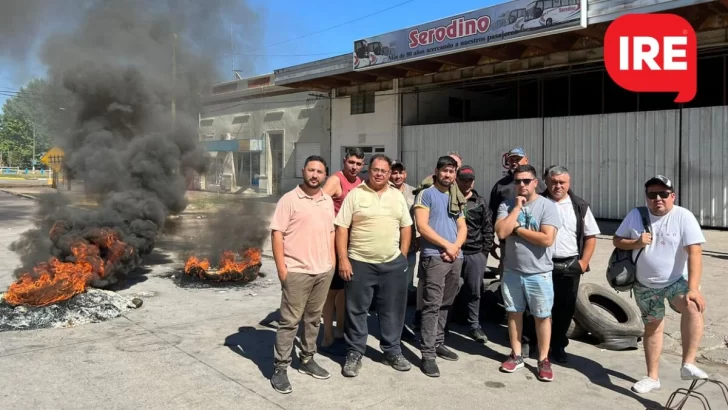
614, 175, 709, 394
454, 165, 494, 343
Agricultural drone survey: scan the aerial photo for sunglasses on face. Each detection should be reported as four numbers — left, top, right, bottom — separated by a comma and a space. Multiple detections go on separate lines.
646, 191, 671, 200
513, 178, 533, 185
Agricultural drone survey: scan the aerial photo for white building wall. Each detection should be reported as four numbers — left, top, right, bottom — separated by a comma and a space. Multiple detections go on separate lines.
402, 119, 543, 195
200, 91, 331, 195
331, 91, 399, 171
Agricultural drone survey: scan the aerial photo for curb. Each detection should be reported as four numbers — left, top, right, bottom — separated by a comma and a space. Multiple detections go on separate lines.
0, 189, 38, 201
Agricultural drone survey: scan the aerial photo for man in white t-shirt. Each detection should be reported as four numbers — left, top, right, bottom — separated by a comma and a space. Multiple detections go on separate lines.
614, 175, 708, 394
523, 165, 600, 364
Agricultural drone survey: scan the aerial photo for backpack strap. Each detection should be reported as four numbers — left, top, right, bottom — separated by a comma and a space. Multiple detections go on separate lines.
633, 206, 651, 264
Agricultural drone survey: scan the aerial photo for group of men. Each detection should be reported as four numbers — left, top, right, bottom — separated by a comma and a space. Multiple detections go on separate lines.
268, 146, 709, 396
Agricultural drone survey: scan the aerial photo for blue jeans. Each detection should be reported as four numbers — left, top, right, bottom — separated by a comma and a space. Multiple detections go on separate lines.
501, 269, 554, 319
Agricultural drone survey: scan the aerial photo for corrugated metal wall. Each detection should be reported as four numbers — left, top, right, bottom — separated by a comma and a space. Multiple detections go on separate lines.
681, 106, 728, 228
401, 119, 543, 196
544, 111, 681, 220
402, 107, 727, 227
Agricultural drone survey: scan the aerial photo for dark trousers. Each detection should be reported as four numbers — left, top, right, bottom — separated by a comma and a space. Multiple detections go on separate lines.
523, 272, 581, 349
345, 254, 408, 357
420, 256, 463, 359
460, 252, 487, 330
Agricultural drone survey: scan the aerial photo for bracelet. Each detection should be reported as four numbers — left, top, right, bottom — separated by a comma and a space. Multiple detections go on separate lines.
688, 288, 700, 292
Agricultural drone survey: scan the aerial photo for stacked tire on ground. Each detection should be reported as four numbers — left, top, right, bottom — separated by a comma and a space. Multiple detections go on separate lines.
481, 279, 643, 350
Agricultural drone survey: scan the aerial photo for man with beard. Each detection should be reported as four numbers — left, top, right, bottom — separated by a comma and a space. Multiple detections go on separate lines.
411, 151, 465, 333
454, 165, 494, 344
335, 154, 413, 377
321, 147, 365, 349
269, 156, 336, 394
495, 164, 561, 382
414, 155, 467, 377
489, 147, 546, 358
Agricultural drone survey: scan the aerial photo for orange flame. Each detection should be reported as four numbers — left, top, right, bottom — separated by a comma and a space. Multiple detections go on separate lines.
184, 248, 262, 281
3, 227, 134, 307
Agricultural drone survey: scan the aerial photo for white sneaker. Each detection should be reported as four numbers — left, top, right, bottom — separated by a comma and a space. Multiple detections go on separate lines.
632, 377, 661, 394
681, 363, 709, 380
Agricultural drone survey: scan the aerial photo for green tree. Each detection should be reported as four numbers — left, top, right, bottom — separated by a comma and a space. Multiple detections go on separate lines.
0, 78, 69, 168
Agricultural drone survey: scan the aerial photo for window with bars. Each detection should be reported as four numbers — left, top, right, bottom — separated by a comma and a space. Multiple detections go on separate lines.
350, 93, 375, 115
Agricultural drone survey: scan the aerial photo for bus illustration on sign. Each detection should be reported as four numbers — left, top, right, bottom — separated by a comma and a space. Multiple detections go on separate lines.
493, 8, 526, 32
522, 0, 580, 30
353, 40, 393, 69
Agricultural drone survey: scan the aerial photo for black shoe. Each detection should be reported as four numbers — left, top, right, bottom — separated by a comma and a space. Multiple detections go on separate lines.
270, 367, 292, 394
551, 347, 568, 364
298, 356, 330, 379
413, 310, 422, 332
401, 325, 417, 343
342, 352, 362, 377
469, 327, 488, 344
435, 344, 459, 361
384, 354, 412, 372
421, 358, 440, 377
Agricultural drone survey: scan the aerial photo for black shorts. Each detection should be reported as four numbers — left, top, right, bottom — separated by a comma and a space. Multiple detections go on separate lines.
330, 260, 346, 290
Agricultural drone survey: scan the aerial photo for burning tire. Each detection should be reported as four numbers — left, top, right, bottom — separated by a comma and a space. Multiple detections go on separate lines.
183, 248, 263, 284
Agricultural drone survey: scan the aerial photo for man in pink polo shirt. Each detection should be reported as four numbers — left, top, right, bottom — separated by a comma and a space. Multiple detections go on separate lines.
269, 155, 336, 394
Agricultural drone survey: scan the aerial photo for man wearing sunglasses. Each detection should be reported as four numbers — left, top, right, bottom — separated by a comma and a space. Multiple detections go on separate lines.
495, 164, 561, 382
613, 175, 708, 394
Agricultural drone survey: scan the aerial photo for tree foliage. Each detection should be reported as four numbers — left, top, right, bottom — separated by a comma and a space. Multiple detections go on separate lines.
0, 78, 69, 168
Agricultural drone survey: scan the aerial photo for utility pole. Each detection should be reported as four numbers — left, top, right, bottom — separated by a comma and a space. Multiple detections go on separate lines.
32, 123, 36, 172
172, 33, 177, 129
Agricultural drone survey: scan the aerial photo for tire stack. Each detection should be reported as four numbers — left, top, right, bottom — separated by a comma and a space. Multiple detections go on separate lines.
481, 279, 644, 350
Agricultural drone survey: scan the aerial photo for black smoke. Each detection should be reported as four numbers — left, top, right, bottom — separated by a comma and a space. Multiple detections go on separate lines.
4, 0, 263, 287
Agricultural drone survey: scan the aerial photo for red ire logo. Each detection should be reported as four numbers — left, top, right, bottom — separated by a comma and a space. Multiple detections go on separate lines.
604, 14, 697, 103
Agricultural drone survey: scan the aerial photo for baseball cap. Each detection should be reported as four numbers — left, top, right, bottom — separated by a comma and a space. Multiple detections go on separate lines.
507, 147, 526, 158
391, 160, 405, 170
457, 165, 476, 180
645, 175, 673, 190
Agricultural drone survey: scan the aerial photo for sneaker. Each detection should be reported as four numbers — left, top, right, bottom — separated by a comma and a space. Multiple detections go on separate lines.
469, 327, 488, 343
631, 376, 661, 394
342, 352, 362, 377
421, 358, 440, 377
537, 359, 554, 382
551, 347, 568, 364
298, 356, 330, 380
435, 344, 459, 361
270, 367, 292, 394
500, 352, 524, 373
384, 354, 412, 372
681, 363, 709, 380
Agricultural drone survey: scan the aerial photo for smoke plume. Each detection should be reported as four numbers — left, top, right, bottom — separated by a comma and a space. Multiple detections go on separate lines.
4, 0, 263, 290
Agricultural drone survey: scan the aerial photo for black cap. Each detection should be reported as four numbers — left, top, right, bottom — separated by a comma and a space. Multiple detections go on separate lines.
392, 160, 405, 170
645, 175, 673, 190
457, 165, 476, 180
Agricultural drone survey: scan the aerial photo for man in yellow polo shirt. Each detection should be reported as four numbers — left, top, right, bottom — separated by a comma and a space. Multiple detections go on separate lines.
334, 154, 414, 378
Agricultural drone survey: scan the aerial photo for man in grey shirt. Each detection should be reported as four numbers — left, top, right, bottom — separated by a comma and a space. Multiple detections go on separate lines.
495, 164, 561, 382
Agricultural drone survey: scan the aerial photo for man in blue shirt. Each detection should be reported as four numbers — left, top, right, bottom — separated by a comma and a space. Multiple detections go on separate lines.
413, 155, 467, 378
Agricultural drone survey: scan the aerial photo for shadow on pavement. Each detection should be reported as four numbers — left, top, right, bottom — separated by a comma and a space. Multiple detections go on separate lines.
563, 352, 663, 410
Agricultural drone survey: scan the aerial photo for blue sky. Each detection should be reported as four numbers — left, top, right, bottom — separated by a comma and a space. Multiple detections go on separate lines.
0, 0, 498, 106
